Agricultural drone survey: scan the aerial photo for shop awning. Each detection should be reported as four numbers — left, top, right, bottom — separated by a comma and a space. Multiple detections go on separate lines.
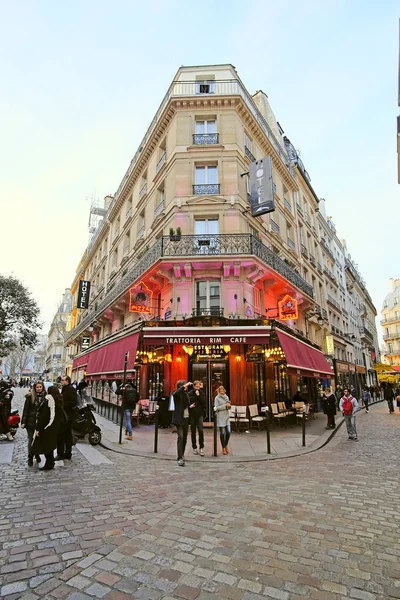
276, 330, 334, 379
72, 332, 140, 377
72, 354, 89, 368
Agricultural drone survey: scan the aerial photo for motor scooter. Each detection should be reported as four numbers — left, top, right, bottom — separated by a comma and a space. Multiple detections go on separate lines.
0, 387, 19, 438
71, 402, 102, 445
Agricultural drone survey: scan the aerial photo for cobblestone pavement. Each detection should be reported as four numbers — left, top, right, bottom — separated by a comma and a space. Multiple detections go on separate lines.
1, 389, 400, 599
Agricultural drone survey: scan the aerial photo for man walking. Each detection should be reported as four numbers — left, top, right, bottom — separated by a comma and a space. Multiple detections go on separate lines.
361, 388, 370, 413
171, 380, 192, 467
335, 384, 343, 408
339, 388, 359, 442
189, 380, 206, 456
56, 375, 78, 460
384, 384, 395, 413
120, 383, 137, 440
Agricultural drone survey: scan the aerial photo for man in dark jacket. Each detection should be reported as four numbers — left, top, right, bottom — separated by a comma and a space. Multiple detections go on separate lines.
323, 387, 337, 429
172, 380, 192, 466
384, 384, 394, 413
188, 380, 206, 456
119, 383, 137, 440
56, 375, 78, 460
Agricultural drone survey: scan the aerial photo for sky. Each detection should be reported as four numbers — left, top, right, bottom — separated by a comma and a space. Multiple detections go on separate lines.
0, 0, 398, 333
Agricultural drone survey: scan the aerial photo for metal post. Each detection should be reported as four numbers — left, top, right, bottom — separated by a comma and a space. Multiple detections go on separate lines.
154, 405, 159, 454
213, 414, 218, 457
119, 352, 129, 445
302, 408, 306, 447
265, 406, 271, 454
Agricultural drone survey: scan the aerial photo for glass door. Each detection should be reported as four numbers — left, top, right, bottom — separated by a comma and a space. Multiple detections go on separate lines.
190, 361, 229, 421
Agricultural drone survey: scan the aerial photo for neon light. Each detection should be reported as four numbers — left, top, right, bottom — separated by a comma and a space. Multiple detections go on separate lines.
278, 294, 298, 321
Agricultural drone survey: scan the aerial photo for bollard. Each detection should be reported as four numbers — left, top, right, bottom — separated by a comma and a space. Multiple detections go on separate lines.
265, 406, 271, 454
302, 408, 306, 447
118, 399, 124, 445
154, 405, 159, 454
213, 415, 218, 457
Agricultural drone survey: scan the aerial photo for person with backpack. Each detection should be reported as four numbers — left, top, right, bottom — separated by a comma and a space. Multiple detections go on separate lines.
118, 383, 138, 440
361, 388, 370, 413
339, 388, 359, 442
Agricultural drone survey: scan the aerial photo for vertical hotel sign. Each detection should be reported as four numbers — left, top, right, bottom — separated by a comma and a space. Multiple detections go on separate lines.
77, 281, 91, 309
249, 156, 275, 217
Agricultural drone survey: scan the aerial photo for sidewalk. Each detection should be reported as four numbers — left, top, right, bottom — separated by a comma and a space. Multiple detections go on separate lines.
96, 407, 347, 462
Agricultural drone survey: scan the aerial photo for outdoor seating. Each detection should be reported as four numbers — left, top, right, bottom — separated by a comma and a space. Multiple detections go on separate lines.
131, 402, 141, 427
229, 406, 250, 431
295, 403, 311, 424
248, 404, 267, 430
141, 399, 157, 424
270, 403, 287, 427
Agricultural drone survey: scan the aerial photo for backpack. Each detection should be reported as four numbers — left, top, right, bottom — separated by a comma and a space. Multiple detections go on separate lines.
342, 397, 353, 415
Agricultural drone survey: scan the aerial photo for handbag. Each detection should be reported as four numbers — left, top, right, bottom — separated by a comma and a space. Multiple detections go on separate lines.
168, 394, 175, 412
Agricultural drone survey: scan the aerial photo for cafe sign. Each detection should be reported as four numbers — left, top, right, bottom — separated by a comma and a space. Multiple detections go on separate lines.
129, 281, 153, 313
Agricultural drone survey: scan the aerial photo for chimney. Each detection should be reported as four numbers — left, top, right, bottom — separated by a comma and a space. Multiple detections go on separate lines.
389, 278, 395, 292
395, 279, 400, 289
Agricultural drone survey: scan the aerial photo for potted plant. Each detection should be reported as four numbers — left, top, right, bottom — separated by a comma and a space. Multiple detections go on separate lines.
169, 227, 181, 242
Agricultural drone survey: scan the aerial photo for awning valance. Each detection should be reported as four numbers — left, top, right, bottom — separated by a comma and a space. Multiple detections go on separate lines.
72, 332, 140, 376
276, 330, 334, 379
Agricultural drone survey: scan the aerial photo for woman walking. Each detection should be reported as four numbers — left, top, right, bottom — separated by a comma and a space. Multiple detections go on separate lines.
214, 386, 231, 455
32, 385, 63, 471
21, 381, 45, 466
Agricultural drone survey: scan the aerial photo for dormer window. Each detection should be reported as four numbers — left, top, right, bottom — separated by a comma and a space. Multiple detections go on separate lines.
196, 79, 215, 94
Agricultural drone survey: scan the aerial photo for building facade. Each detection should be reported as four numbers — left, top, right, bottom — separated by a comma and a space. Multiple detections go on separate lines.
382, 278, 400, 367
65, 64, 378, 412
46, 289, 73, 381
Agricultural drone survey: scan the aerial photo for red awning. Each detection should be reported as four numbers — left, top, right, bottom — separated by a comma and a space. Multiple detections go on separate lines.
276, 330, 334, 379
73, 332, 140, 376
391, 366, 400, 372
72, 354, 89, 368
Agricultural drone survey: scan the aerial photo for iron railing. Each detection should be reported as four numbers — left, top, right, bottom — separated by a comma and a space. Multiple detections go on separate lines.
381, 316, 400, 325
193, 184, 220, 195
301, 244, 308, 258
139, 183, 148, 199
154, 200, 165, 218
283, 198, 292, 212
66, 234, 313, 341
270, 219, 280, 233
156, 151, 166, 173
192, 308, 224, 317
327, 294, 341, 311
287, 237, 295, 250
193, 133, 219, 145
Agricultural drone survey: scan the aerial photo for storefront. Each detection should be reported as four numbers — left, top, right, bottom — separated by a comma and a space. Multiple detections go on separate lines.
72, 320, 333, 417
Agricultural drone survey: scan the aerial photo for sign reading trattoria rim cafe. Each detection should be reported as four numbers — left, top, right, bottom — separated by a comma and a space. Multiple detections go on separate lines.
142, 329, 271, 345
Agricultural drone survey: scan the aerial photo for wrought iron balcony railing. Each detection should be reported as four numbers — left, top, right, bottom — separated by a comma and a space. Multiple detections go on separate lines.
245, 146, 256, 162
361, 326, 374, 340
283, 198, 292, 212
381, 315, 400, 325
193, 133, 219, 145
270, 219, 280, 234
301, 244, 308, 258
156, 151, 166, 173
327, 294, 341, 311
139, 182, 147, 199
66, 234, 313, 341
154, 200, 165, 218
287, 237, 296, 250
193, 184, 220, 195
192, 307, 224, 317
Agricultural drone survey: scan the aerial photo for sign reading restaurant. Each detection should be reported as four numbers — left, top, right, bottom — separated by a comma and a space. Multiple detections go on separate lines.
165, 336, 249, 344
142, 327, 271, 345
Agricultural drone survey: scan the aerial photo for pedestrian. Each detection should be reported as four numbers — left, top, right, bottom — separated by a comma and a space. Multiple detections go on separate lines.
77, 378, 88, 401
384, 384, 394, 413
323, 387, 337, 429
214, 385, 231, 455
0, 381, 14, 441
361, 388, 370, 413
171, 380, 192, 466
339, 388, 359, 442
31, 385, 63, 471
335, 384, 343, 408
21, 381, 45, 465
56, 375, 78, 461
188, 380, 206, 456
121, 383, 137, 440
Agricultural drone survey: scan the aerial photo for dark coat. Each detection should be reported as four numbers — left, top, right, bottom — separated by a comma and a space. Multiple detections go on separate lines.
122, 385, 138, 410
323, 393, 337, 417
62, 384, 78, 419
188, 388, 206, 419
171, 386, 190, 426
384, 386, 394, 401
32, 395, 62, 455
22, 392, 43, 430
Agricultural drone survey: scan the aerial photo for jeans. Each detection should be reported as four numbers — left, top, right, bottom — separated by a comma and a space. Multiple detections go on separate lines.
344, 414, 357, 439
219, 424, 231, 449
176, 419, 189, 460
124, 410, 133, 436
57, 421, 73, 458
387, 399, 394, 412
190, 415, 204, 449
364, 399, 369, 411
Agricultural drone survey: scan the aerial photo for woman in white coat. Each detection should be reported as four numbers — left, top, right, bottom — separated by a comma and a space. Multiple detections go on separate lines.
214, 386, 231, 455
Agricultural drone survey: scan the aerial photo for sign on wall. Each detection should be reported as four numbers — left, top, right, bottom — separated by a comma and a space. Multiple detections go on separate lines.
81, 337, 90, 351
278, 295, 298, 321
325, 335, 334, 356
77, 280, 91, 309
248, 156, 275, 217
129, 281, 153, 313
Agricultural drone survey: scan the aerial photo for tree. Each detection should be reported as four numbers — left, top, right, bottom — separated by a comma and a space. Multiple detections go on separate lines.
0, 275, 41, 358
3, 340, 33, 378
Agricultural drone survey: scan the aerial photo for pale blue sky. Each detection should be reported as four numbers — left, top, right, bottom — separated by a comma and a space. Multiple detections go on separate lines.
0, 0, 398, 329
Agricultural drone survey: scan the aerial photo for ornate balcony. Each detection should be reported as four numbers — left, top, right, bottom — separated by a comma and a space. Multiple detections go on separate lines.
245, 146, 256, 162
193, 184, 220, 195
192, 307, 224, 317
193, 133, 219, 145
287, 237, 296, 250
66, 234, 313, 342
301, 244, 308, 258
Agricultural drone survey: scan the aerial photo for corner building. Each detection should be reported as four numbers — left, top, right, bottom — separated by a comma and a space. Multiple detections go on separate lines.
67, 64, 336, 416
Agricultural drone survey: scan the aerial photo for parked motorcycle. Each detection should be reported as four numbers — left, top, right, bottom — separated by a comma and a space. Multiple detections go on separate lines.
71, 403, 102, 445
0, 385, 19, 438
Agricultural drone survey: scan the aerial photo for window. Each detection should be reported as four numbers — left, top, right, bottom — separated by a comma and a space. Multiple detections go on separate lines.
123, 232, 130, 256
396, 311, 399, 319
196, 80, 215, 94
244, 132, 252, 151
196, 280, 221, 316
194, 165, 219, 194
196, 120, 216, 134
137, 212, 145, 238
195, 219, 219, 253
395, 297, 399, 305
126, 198, 132, 220
254, 288, 261, 316
195, 219, 219, 235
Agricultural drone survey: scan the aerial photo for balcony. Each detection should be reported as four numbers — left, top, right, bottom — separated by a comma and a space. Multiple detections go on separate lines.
327, 294, 341, 312
66, 234, 313, 342
361, 326, 374, 341
156, 151, 166, 173
304, 213, 311, 227
380, 315, 400, 325
383, 333, 400, 340
342, 307, 349, 317
245, 146, 256, 162
321, 308, 328, 320
125, 206, 132, 220
139, 182, 148, 200
324, 266, 337, 283
309, 254, 316, 266
296, 203, 303, 217
193, 133, 219, 145
316, 261, 322, 273
192, 307, 224, 317
193, 184, 220, 195
301, 244, 308, 258
137, 226, 145, 240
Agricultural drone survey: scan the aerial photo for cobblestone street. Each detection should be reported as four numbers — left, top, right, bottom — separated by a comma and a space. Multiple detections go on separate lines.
1, 389, 400, 600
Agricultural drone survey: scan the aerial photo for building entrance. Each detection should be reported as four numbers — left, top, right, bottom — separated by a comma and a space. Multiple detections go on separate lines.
190, 361, 229, 422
